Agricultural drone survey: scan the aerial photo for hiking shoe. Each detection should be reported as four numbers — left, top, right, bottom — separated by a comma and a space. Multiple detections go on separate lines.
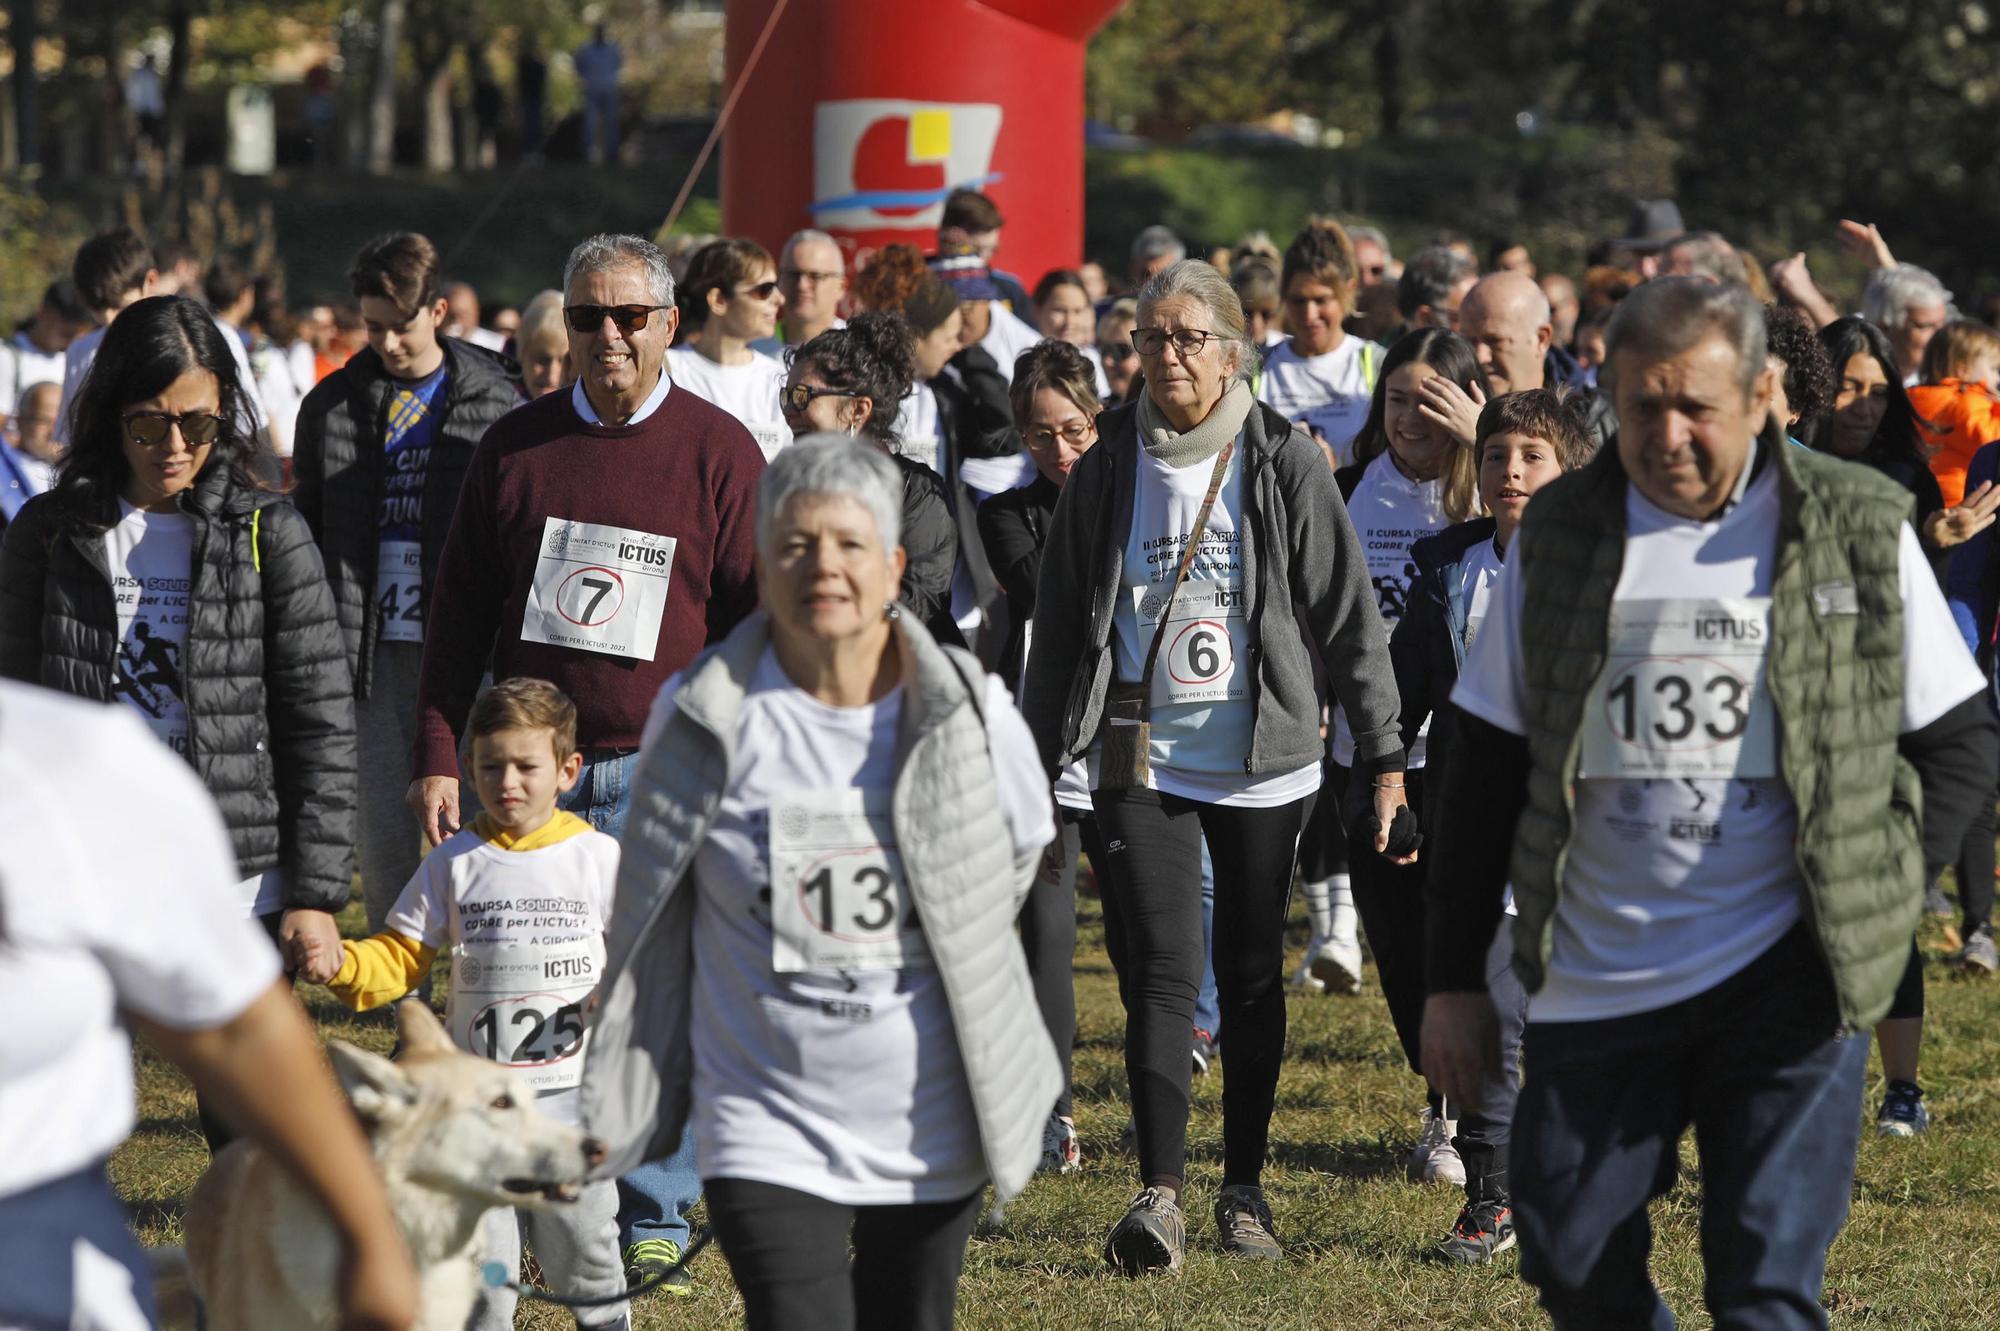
1876, 1080, 1930, 1137
1959, 925, 1998, 974
1433, 1198, 1516, 1265
1214, 1184, 1283, 1261
1192, 1028, 1218, 1076
1104, 1187, 1186, 1275
1040, 1113, 1081, 1174
622, 1238, 692, 1295
1308, 933, 1364, 995
1408, 1107, 1466, 1185
1924, 883, 1954, 917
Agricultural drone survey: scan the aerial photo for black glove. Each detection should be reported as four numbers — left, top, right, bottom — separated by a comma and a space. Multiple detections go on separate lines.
1352, 800, 1423, 859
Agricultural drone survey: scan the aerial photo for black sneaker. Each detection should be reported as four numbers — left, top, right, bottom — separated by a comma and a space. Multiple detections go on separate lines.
1192, 1028, 1218, 1077
1104, 1186, 1186, 1275
1214, 1184, 1283, 1261
622, 1238, 693, 1295
1433, 1198, 1516, 1265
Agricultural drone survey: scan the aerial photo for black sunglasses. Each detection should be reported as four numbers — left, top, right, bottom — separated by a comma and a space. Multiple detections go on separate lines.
780, 383, 857, 413
736, 280, 781, 301
123, 410, 224, 447
564, 303, 671, 334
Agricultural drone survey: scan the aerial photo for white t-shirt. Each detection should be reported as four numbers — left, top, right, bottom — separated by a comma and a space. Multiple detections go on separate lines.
1331, 449, 1450, 768
1459, 534, 1507, 654
104, 501, 194, 756
56, 316, 270, 446
1452, 458, 1984, 1022
892, 384, 944, 477
647, 646, 1053, 1204
666, 346, 789, 461
385, 824, 619, 1121
1109, 441, 1320, 807
1256, 337, 1381, 467
979, 304, 1042, 383
0, 331, 66, 415
0, 685, 278, 1199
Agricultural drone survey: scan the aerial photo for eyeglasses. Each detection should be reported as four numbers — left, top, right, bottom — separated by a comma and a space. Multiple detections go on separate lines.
736, 281, 781, 301
781, 268, 844, 286
563, 303, 671, 334
1023, 421, 1095, 449
123, 410, 224, 447
1099, 342, 1139, 363
780, 383, 857, 413
1131, 327, 1222, 358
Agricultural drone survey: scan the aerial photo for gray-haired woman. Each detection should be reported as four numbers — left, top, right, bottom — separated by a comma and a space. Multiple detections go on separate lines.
581, 436, 1059, 1331
1022, 259, 1413, 1273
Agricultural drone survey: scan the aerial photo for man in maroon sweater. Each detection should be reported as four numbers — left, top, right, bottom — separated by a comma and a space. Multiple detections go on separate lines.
406, 231, 761, 1293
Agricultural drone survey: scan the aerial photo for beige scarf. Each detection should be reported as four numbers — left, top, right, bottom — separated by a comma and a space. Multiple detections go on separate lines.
1136, 378, 1254, 468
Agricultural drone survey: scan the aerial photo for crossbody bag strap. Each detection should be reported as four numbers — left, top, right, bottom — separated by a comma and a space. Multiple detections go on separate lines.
1137, 439, 1235, 692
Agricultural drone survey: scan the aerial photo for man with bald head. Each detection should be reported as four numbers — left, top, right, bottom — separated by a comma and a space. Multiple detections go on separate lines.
1460, 271, 1616, 451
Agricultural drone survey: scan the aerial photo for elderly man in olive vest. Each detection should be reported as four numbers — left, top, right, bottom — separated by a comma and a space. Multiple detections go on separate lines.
1420, 277, 1996, 1328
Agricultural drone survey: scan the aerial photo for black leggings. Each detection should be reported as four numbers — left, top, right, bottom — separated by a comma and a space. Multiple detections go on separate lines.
1090, 786, 1310, 1192
705, 1177, 983, 1331
1296, 758, 1350, 882
1345, 769, 1429, 1075
1957, 786, 1996, 936
1022, 808, 1096, 1119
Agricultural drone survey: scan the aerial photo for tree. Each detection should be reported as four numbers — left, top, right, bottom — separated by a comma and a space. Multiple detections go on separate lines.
367, 0, 406, 174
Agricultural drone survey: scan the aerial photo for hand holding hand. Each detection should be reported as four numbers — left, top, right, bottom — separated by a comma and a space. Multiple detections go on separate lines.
280, 908, 344, 985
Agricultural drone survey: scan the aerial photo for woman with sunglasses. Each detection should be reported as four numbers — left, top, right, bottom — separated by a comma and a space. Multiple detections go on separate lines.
0, 294, 355, 1142
780, 312, 960, 643
667, 237, 791, 461
1023, 260, 1411, 1273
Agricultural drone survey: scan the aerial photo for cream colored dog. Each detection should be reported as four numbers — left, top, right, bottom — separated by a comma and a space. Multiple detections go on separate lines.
183, 1000, 603, 1331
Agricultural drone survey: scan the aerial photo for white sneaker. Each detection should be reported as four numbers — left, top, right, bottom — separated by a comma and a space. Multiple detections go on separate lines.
1308, 933, 1363, 995
1288, 934, 1329, 992
1039, 1112, 1081, 1174
1408, 1107, 1466, 1185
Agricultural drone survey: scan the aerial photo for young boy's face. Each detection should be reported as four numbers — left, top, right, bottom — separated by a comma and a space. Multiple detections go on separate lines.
469, 727, 582, 833
1480, 430, 1566, 541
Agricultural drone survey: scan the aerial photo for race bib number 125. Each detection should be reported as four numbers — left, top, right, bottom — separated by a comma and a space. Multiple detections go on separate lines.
446, 942, 599, 1092
1578, 597, 1777, 780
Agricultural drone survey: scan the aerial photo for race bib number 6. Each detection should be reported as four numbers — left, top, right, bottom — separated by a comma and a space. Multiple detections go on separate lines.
1133, 577, 1250, 708
1578, 597, 1777, 780
769, 789, 931, 973
522, 517, 676, 661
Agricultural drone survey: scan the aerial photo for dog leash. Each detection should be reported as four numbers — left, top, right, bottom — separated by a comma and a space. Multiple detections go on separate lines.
484, 1224, 713, 1307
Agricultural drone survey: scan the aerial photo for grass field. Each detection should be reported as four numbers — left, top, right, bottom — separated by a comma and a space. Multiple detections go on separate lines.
115, 883, 2000, 1330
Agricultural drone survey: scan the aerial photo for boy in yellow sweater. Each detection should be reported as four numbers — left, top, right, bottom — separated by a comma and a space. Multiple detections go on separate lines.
328, 677, 628, 1330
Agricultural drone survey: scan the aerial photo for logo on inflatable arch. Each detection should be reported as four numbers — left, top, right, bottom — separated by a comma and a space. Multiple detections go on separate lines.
810, 100, 1004, 231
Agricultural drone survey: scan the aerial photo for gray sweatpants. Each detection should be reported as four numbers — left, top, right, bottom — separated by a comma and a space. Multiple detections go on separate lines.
356, 641, 427, 930
473, 1179, 628, 1329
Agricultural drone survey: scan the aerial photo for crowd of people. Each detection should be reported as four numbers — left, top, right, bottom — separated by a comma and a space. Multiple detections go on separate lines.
2, 186, 1999, 1331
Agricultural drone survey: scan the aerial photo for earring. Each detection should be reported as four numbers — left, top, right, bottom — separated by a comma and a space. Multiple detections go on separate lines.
884, 601, 902, 620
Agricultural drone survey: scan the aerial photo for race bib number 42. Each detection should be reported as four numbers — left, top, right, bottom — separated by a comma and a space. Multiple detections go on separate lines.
446, 942, 599, 1092
1579, 597, 1777, 780
769, 789, 930, 974
521, 517, 676, 661
375, 540, 424, 644
1133, 577, 1250, 707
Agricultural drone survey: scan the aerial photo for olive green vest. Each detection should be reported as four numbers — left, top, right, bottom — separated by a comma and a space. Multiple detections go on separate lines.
1509, 427, 1923, 1028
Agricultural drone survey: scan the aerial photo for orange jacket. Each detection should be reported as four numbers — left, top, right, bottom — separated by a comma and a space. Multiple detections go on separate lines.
1912, 378, 2000, 507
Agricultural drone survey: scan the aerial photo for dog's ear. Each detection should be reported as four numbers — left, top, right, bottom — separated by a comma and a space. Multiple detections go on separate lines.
327, 1040, 418, 1127
394, 998, 455, 1057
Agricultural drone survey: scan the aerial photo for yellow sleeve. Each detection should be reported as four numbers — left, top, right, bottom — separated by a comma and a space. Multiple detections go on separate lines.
325, 931, 439, 1012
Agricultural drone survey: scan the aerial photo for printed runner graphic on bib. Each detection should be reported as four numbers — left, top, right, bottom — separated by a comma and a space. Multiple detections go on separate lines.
522, 517, 676, 661
446, 942, 598, 1092
1132, 577, 1249, 707
1579, 597, 1777, 780
769, 788, 931, 973
375, 539, 423, 644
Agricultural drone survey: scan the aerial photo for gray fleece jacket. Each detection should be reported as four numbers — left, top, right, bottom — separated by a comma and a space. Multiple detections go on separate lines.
1021, 390, 1406, 781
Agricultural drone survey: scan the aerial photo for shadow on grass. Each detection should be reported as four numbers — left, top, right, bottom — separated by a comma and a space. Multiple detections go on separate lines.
123, 1195, 192, 1233
133, 1114, 203, 1138
1260, 1136, 1407, 1183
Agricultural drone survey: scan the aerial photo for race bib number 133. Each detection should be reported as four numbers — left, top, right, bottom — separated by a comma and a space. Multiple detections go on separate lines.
1578, 597, 1777, 780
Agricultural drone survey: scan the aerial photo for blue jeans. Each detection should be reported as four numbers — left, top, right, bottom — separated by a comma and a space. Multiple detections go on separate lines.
1195, 838, 1219, 1038
1513, 924, 1868, 1330
560, 750, 703, 1255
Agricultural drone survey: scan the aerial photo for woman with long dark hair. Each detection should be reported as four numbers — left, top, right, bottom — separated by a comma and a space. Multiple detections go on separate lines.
0, 295, 355, 1147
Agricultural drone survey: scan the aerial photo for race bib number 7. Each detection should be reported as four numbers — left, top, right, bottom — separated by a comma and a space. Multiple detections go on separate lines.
769, 789, 931, 973
1578, 597, 1777, 780
521, 517, 676, 661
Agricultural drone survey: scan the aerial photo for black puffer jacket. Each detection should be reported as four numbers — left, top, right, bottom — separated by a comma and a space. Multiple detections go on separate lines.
290, 337, 522, 698
0, 467, 357, 911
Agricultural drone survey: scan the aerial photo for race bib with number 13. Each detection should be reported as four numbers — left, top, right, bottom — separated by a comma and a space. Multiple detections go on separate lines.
768, 788, 931, 973
1578, 597, 1777, 780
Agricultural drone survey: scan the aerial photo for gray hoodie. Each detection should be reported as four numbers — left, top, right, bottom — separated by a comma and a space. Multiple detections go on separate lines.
1021, 394, 1406, 782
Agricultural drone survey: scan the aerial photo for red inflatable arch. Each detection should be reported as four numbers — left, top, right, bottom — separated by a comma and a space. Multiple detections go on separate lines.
720, 0, 1127, 289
